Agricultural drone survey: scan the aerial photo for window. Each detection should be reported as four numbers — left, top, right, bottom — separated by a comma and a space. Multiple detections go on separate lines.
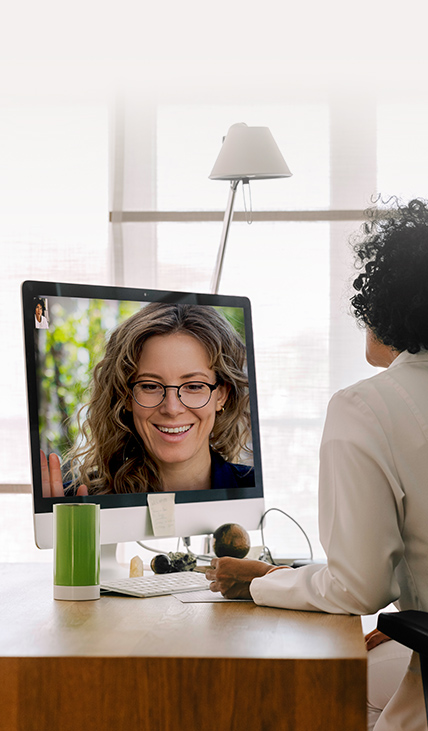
112, 99, 376, 559
3, 94, 427, 562
0, 105, 109, 485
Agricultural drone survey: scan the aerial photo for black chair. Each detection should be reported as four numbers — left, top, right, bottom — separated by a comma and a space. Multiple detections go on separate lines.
377, 610, 428, 720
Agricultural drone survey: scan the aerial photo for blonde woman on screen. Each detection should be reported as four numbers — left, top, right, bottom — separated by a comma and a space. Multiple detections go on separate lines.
42, 303, 253, 496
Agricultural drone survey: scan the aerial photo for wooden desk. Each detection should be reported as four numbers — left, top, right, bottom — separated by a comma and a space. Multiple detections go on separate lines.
0, 563, 366, 731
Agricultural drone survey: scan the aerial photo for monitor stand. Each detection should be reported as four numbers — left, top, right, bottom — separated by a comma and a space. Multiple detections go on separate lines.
100, 544, 129, 580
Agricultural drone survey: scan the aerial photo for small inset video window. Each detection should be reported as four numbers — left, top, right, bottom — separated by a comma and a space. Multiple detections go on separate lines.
34, 298, 49, 329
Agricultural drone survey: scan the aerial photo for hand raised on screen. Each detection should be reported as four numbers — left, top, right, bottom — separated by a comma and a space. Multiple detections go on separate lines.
40, 451, 88, 497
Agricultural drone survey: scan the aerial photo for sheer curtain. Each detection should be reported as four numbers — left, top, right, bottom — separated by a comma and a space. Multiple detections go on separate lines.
0, 104, 109, 560
1, 105, 109, 484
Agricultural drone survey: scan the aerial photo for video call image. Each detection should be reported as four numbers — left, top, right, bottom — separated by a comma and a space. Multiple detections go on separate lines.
34, 298, 49, 329
35, 295, 255, 497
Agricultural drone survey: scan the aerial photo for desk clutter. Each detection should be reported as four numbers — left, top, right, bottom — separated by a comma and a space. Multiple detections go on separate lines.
115, 522, 251, 597
150, 551, 197, 574
139, 522, 251, 576
129, 522, 251, 579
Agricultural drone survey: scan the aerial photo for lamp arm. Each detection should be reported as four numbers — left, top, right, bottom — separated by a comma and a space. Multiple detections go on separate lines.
210, 180, 240, 294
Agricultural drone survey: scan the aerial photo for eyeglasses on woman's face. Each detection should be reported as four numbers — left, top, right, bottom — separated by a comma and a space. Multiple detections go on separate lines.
130, 380, 220, 410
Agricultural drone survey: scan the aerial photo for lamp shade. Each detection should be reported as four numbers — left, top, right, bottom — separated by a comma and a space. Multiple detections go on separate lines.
209, 123, 292, 181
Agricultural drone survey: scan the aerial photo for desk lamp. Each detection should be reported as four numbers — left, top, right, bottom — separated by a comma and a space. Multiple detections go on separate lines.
209, 122, 292, 293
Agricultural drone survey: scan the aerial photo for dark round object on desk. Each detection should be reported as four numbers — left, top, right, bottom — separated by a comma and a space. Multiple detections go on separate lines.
150, 551, 197, 574
212, 523, 251, 558
151, 554, 174, 574
168, 551, 197, 572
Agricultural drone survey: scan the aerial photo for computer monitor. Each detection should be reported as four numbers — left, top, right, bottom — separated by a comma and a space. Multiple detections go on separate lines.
22, 281, 264, 558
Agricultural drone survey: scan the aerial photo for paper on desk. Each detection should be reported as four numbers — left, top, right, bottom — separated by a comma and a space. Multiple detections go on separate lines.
173, 590, 253, 603
147, 493, 175, 536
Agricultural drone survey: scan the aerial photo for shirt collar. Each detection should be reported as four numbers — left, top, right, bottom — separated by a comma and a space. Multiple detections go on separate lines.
388, 348, 428, 369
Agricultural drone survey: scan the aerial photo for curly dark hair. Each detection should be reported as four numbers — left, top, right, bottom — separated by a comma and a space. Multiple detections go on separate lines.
350, 198, 428, 354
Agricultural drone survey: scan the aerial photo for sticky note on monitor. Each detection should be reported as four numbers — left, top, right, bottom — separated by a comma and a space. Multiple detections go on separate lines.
147, 493, 176, 537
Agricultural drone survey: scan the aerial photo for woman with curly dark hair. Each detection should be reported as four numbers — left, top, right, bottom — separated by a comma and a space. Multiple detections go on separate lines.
207, 198, 428, 731
42, 302, 253, 495
351, 197, 428, 356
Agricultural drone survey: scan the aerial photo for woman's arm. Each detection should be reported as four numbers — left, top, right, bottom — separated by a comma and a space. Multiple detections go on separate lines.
239, 388, 404, 614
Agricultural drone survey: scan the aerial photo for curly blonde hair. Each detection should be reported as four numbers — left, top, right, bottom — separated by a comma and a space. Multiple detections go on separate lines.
66, 302, 252, 494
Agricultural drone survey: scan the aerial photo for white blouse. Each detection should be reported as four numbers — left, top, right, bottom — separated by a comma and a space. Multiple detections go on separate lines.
251, 349, 428, 615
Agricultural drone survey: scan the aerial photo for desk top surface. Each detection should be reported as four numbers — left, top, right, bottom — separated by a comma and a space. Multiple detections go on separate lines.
0, 563, 366, 661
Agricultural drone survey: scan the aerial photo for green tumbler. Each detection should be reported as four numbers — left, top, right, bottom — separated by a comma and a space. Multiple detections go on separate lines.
53, 503, 100, 600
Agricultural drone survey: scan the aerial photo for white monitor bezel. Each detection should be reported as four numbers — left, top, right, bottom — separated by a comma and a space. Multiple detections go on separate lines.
23, 280, 265, 550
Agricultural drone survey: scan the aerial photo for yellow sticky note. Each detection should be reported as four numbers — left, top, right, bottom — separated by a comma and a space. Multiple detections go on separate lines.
147, 493, 176, 537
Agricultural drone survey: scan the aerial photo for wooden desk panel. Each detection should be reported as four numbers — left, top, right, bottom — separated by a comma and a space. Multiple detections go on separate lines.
0, 564, 366, 731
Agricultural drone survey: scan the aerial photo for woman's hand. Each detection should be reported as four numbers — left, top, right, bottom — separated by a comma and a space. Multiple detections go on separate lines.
205, 557, 272, 599
40, 451, 88, 497
365, 628, 391, 651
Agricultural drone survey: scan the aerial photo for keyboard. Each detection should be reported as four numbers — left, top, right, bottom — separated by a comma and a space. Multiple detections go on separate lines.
100, 570, 209, 598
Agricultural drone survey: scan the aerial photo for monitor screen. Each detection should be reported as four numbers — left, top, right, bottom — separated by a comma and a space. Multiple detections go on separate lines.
22, 281, 264, 550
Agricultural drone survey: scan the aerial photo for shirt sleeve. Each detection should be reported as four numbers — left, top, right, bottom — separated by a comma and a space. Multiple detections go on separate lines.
250, 387, 405, 614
